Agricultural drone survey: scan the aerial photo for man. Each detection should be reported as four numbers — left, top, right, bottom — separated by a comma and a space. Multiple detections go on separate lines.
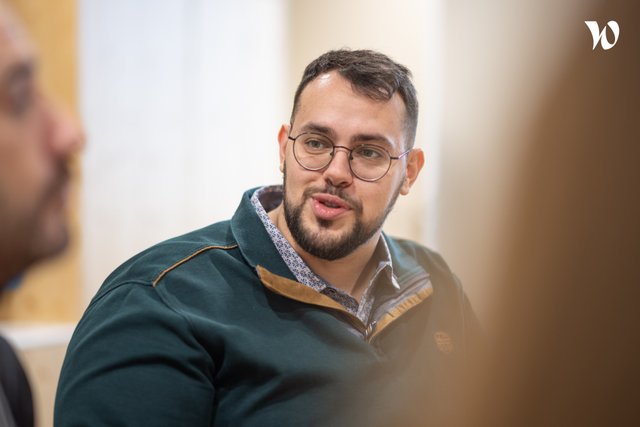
0, 3, 84, 427
56, 49, 474, 426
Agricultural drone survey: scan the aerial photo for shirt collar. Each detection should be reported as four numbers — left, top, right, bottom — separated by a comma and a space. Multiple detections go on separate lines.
251, 186, 329, 293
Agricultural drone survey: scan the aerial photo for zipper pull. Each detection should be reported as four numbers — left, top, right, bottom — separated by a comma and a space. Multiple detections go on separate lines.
365, 320, 378, 340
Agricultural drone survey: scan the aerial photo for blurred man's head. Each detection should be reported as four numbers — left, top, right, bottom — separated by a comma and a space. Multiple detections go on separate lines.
0, 3, 83, 286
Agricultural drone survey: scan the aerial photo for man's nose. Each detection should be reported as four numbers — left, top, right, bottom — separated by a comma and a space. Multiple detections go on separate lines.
322, 146, 353, 187
45, 99, 85, 158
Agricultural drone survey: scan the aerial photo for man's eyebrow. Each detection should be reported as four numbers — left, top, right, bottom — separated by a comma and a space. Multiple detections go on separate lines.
299, 123, 336, 138
350, 133, 392, 148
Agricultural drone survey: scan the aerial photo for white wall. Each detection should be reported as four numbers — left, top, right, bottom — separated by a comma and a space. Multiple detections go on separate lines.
79, 0, 288, 302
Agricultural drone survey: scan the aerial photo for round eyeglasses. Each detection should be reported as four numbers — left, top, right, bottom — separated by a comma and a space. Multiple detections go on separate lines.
288, 132, 411, 182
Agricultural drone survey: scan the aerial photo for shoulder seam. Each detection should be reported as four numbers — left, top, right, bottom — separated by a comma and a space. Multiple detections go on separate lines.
84, 280, 150, 314
152, 244, 238, 287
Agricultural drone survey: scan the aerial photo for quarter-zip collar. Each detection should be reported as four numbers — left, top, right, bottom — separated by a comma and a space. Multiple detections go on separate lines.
231, 187, 434, 340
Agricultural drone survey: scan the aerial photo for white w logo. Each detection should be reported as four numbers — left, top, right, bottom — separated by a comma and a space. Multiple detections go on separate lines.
585, 21, 620, 50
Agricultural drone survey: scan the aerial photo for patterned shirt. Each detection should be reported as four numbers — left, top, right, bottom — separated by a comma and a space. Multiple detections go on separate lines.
251, 185, 399, 324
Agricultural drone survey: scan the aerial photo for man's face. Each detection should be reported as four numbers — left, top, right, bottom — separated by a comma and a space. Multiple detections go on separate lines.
277, 71, 423, 260
0, 7, 83, 284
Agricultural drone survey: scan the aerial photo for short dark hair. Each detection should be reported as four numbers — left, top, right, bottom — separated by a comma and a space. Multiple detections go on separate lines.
291, 49, 419, 148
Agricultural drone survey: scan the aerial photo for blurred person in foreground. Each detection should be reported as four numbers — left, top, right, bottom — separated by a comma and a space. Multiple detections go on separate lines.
55, 49, 476, 426
0, 2, 84, 426
391, 0, 639, 425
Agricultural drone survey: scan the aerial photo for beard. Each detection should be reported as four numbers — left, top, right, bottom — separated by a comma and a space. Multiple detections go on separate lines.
0, 166, 70, 286
282, 166, 403, 261
27, 165, 71, 257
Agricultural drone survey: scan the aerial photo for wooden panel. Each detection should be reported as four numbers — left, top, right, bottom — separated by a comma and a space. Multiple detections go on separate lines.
0, 0, 81, 322
18, 343, 68, 427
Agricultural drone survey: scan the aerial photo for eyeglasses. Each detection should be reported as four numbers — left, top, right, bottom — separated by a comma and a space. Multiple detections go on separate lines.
288, 132, 411, 182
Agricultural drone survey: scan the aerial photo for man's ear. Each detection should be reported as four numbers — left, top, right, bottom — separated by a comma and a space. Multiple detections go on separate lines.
277, 124, 290, 173
400, 148, 425, 195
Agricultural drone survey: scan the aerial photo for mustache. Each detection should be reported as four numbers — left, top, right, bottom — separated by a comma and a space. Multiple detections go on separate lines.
43, 162, 71, 203
302, 185, 363, 215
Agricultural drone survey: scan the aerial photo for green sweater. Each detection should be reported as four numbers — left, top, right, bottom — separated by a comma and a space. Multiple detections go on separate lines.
55, 188, 474, 426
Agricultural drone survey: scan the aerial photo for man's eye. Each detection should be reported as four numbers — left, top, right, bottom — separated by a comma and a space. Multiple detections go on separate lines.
356, 146, 385, 159
304, 138, 331, 151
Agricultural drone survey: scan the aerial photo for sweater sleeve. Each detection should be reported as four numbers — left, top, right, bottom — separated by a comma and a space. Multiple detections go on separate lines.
54, 282, 215, 426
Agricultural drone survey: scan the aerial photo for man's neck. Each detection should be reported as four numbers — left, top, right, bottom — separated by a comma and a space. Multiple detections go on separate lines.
268, 205, 380, 301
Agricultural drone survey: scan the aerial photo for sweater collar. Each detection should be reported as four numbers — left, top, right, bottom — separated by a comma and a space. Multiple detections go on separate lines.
230, 187, 296, 281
